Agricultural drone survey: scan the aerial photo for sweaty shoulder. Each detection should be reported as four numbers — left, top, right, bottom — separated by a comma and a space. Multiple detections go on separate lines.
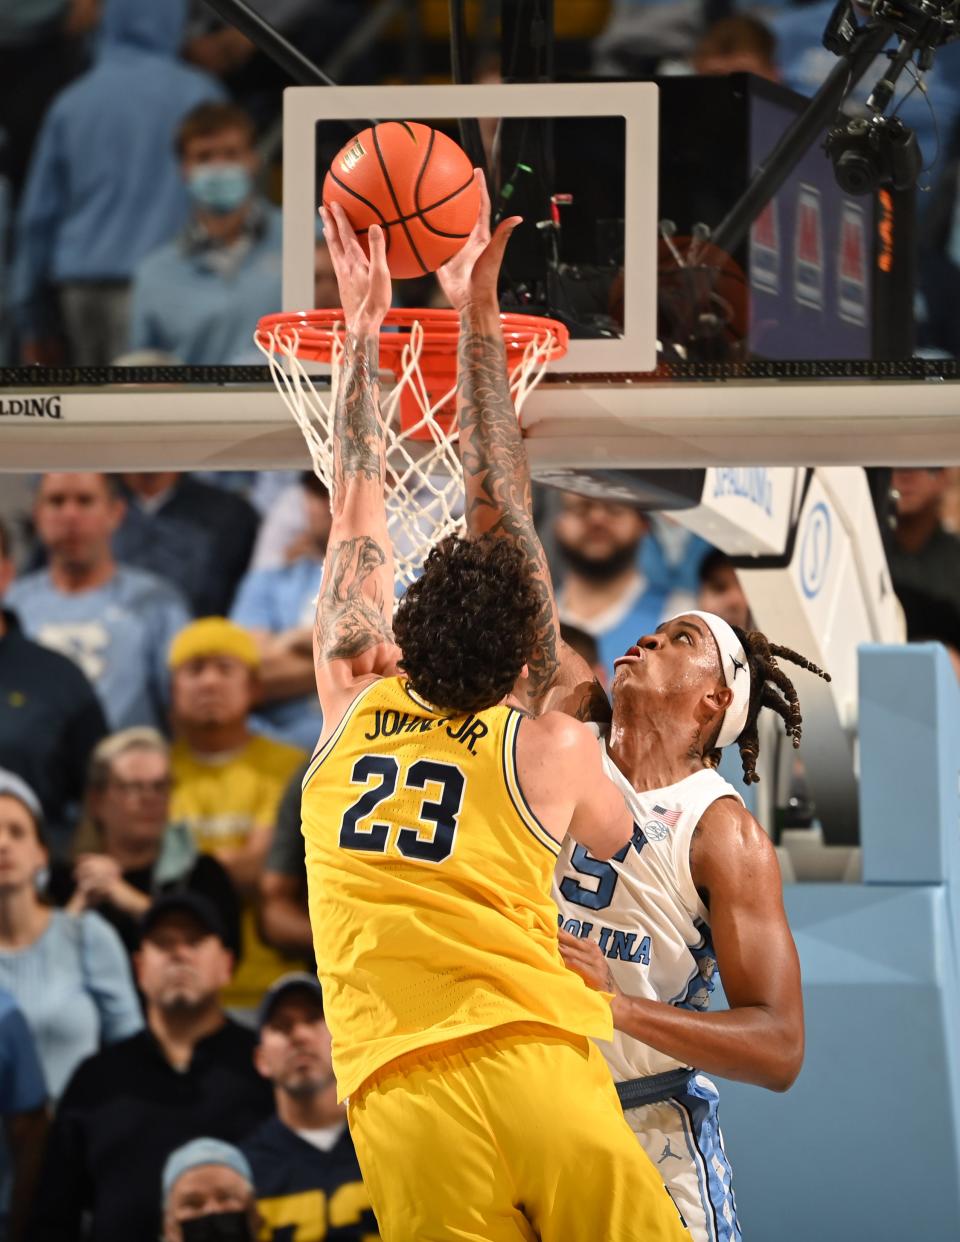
697, 796, 768, 851
522, 710, 601, 756
516, 710, 598, 765
691, 795, 778, 900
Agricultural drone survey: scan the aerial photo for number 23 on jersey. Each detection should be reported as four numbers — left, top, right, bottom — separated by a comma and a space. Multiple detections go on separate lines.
338, 754, 467, 864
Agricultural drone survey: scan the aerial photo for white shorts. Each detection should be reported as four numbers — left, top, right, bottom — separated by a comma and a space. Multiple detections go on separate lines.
623, 1073, 741, 1242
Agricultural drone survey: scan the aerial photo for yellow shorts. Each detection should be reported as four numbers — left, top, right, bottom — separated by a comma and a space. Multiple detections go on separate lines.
347, 1022, 689, 1242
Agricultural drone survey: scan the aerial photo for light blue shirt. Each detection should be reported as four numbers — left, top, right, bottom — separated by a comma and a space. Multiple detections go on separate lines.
231, 557, 324, 753
594, 583, 696, 678
0, 910, 142, 1099
11, 0, 224, 334
5, 565, 191, 731
129, 202, 283, 364
560, 573, 696, 683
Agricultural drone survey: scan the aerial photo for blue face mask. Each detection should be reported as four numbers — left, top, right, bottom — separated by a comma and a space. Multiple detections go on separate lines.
187, 164, 253, 215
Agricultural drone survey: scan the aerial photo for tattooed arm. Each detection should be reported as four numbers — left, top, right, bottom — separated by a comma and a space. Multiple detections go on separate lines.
312, 205, 401, 712
437, 174, 609, 721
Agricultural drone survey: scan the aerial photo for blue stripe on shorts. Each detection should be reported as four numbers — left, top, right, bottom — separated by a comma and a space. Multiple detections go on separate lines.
669, 1075, 741, 1242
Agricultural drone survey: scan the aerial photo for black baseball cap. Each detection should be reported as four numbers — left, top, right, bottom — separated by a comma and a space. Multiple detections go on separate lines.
139, 891, 228, 946
257, 972, 324, 1031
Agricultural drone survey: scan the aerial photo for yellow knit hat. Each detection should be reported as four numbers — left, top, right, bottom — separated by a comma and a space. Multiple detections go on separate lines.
168, 617, 260, 671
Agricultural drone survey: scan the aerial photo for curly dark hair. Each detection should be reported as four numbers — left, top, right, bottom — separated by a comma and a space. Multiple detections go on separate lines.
393, 534, 541, 714
703, 627, 831, 784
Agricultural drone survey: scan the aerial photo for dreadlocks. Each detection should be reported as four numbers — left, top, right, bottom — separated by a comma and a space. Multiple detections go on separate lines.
723, 627, 831, 785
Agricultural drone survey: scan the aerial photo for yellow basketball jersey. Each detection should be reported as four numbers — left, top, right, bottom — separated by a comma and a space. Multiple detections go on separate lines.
171, 734, 307, 1009
301, 676, 613, 1100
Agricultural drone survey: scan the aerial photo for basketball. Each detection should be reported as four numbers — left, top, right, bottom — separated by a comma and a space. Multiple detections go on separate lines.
322, 121, 481, 278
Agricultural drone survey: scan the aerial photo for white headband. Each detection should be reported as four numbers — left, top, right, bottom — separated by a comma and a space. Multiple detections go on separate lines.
669, 610, 751, 749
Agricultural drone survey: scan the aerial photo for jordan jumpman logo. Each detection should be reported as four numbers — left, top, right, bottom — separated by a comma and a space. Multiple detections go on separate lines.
659, 1138, 683, 1164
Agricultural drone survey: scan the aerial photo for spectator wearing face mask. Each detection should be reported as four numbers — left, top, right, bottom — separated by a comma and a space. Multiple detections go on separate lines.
28, 892, 272, 1242
10, 0, 224, 366
128, 101, 282, 365
161, 1139, 259, 1242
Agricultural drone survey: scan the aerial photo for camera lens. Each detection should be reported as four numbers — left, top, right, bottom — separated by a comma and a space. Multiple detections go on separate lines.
833, 147, 878, 196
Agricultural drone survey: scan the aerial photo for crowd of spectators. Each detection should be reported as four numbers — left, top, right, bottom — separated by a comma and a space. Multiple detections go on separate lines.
2, 2, 960, 1238
0, 461, 725, 1238
4, 0, 960, 368
8, 460, 960, 1237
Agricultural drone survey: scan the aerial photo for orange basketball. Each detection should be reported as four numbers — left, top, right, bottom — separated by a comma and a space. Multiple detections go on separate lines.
322, 122, 481, 279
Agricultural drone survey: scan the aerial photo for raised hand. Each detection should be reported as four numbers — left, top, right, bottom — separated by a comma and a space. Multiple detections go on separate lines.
437, 170, 522, 314
72, 853, 148, 915
319, 202, 391, 334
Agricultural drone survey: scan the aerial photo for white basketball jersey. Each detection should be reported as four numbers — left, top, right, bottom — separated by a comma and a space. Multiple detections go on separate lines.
552, 729, 744, 1080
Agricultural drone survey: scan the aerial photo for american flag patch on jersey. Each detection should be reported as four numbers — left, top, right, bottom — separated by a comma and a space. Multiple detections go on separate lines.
652, 804, 681, 827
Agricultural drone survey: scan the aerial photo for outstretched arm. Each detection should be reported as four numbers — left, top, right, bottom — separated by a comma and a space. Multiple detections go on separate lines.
438, 176, 608, 720
313, 205, 399, 714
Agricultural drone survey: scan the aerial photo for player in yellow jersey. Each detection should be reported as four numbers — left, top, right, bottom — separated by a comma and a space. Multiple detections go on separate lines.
441, 176, 810, 1242
301, 199, 689, 1241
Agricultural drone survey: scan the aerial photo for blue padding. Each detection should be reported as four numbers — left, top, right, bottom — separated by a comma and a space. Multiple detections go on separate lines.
715, 884, 960, 1240
706, 647, 960, 1240
859, 644, 960, 885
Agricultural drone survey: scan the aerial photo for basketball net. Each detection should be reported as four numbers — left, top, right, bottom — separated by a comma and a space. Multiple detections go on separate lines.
257, 310, 566, 588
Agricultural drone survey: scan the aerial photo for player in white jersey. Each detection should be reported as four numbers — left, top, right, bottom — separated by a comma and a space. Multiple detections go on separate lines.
441, 191, 827, 1242
553, 610, 827, 1241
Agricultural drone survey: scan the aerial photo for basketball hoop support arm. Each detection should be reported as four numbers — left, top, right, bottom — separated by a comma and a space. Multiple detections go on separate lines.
199, 0, 337, 87
707, 18, 891, 257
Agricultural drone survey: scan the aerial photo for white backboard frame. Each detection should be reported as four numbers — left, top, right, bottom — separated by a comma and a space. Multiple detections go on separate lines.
282, 82, 659, 373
